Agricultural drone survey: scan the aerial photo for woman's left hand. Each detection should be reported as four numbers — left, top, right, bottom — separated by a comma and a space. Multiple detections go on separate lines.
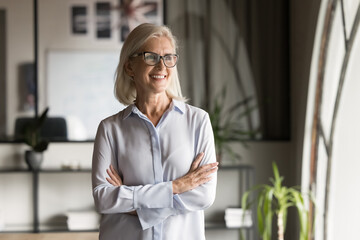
106, 165, 123, 186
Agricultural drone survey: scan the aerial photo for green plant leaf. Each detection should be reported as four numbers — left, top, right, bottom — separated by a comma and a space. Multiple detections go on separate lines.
257, 193, 265, 236
33, 141, 49, 152
23, 107, 50, 152
242, 162, 315, 240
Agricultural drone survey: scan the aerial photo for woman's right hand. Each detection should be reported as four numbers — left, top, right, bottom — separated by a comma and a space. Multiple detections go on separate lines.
106, 165, 138, 216
172, 152, 218, 195
106, 165, 123, 186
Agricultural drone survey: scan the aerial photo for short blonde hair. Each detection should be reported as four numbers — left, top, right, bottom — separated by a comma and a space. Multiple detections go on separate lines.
114, 23, 186, 105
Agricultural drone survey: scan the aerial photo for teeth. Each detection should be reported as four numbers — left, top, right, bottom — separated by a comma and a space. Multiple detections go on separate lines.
151, 75, 165, 79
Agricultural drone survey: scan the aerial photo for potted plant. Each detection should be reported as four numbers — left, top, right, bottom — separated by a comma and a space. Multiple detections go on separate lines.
208, 86, 256, 164
241, 162, 314, 240
23, 108, 50, 170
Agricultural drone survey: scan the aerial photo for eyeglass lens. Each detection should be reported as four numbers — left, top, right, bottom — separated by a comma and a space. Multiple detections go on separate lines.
144, 52, 178, 68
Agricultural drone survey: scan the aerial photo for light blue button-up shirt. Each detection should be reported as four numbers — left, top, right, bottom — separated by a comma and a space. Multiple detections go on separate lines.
92, 99, 217, 240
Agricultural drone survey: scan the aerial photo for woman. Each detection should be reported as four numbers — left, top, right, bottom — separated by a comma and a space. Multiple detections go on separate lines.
92, 23, 218, 240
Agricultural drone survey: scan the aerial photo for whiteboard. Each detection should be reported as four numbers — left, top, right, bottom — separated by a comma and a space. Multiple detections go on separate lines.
47, 49, 125, 140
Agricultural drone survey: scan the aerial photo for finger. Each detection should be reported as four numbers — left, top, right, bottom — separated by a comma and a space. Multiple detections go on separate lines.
195, 165, 218, 180
106, 177, 120, 186
190, 152, 204, 171
107, 166, 118, 179
195, 162, 218, 173
110, 165, 122, 183
106, 168, 120, 185
198, 176, 214, 185
186, 172, 215, 192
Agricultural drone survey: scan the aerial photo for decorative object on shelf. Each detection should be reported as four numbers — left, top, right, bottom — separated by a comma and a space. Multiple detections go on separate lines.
66, 209, 100, 231
22, 108, 50, 171
208, 85, 257, 164
224, 207, 252, 228
241, 162, 314, 240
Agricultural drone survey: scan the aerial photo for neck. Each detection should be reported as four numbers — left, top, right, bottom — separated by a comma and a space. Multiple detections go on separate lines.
135, 93, 171, 125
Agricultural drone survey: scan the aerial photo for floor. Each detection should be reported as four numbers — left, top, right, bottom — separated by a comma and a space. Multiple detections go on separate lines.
0, 233, 99, 240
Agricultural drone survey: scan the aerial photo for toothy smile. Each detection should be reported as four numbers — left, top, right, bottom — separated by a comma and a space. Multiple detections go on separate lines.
151, 75, 166, 79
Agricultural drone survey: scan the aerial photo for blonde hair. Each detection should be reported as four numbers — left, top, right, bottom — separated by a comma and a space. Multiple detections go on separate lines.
114, 23, 186, 105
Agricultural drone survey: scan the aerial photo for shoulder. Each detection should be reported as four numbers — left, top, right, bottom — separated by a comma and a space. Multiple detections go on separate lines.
174, 100, 210, 127
174, 99, 208, 118
98, 107, 128, 129
184, 103, 208, 118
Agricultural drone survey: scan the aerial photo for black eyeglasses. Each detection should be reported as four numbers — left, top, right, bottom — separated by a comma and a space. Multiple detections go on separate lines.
131, 52, 179, 68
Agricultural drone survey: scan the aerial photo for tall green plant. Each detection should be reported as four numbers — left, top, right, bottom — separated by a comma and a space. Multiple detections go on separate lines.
241, 162, 314, 240
208, 86, 256, 163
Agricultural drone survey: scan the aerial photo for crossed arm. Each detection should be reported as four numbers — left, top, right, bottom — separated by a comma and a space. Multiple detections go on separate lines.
105, 152, 218, 216
93, 113, 217, 229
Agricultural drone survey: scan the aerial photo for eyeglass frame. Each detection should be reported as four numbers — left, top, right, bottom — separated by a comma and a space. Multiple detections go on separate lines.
131, 51, 179, 68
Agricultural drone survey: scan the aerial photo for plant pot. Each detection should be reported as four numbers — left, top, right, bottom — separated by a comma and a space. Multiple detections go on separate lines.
25, 150, 43, 171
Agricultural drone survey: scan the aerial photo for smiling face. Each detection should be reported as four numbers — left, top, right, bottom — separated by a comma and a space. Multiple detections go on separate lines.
126, 36, 176, 100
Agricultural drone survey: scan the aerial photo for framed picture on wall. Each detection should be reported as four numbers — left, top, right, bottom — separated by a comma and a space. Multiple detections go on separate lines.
70, 0, 163, 42
117, 0, 164, 42
96, 2, 112, 38
71, 6, 88, 34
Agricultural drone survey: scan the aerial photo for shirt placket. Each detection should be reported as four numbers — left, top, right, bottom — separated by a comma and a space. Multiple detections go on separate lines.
146, 123, 163, 240
134, 107, 168, 240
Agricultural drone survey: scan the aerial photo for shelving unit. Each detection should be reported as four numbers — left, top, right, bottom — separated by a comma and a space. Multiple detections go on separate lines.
0, 168, 92, 233
0, 165, 255, 239
205, 165, 255, 240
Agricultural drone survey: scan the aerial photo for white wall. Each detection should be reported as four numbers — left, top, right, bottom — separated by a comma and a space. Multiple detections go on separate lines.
328, 37, 360, 239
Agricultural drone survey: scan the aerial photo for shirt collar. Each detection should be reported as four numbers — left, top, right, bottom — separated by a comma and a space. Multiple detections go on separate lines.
171, 99, 185, 114
122, 104, 134, 120
122, 99, 185, 120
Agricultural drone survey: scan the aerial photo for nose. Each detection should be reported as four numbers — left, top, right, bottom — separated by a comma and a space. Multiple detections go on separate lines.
155, 57, 166, 69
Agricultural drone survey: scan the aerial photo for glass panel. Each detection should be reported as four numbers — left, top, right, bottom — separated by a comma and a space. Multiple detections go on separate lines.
327, 24, 360, 240
0, 0, 34, 141
38, 0, 123, 141
321, 4, 345, 141
343, 0, 360, 38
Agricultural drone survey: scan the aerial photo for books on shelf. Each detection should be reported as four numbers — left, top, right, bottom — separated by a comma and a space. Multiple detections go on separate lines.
66, 210, 100, 231
225, 207, 252, 228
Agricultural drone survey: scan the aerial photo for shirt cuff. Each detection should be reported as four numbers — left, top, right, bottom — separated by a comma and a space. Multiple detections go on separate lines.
133, 181, 173, 209
137, 207, 178, 230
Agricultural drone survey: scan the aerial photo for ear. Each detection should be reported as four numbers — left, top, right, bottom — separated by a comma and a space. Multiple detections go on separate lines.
125, 60, 134, 77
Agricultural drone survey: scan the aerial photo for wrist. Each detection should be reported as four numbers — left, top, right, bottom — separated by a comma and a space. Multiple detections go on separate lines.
172, 180, 180, 194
